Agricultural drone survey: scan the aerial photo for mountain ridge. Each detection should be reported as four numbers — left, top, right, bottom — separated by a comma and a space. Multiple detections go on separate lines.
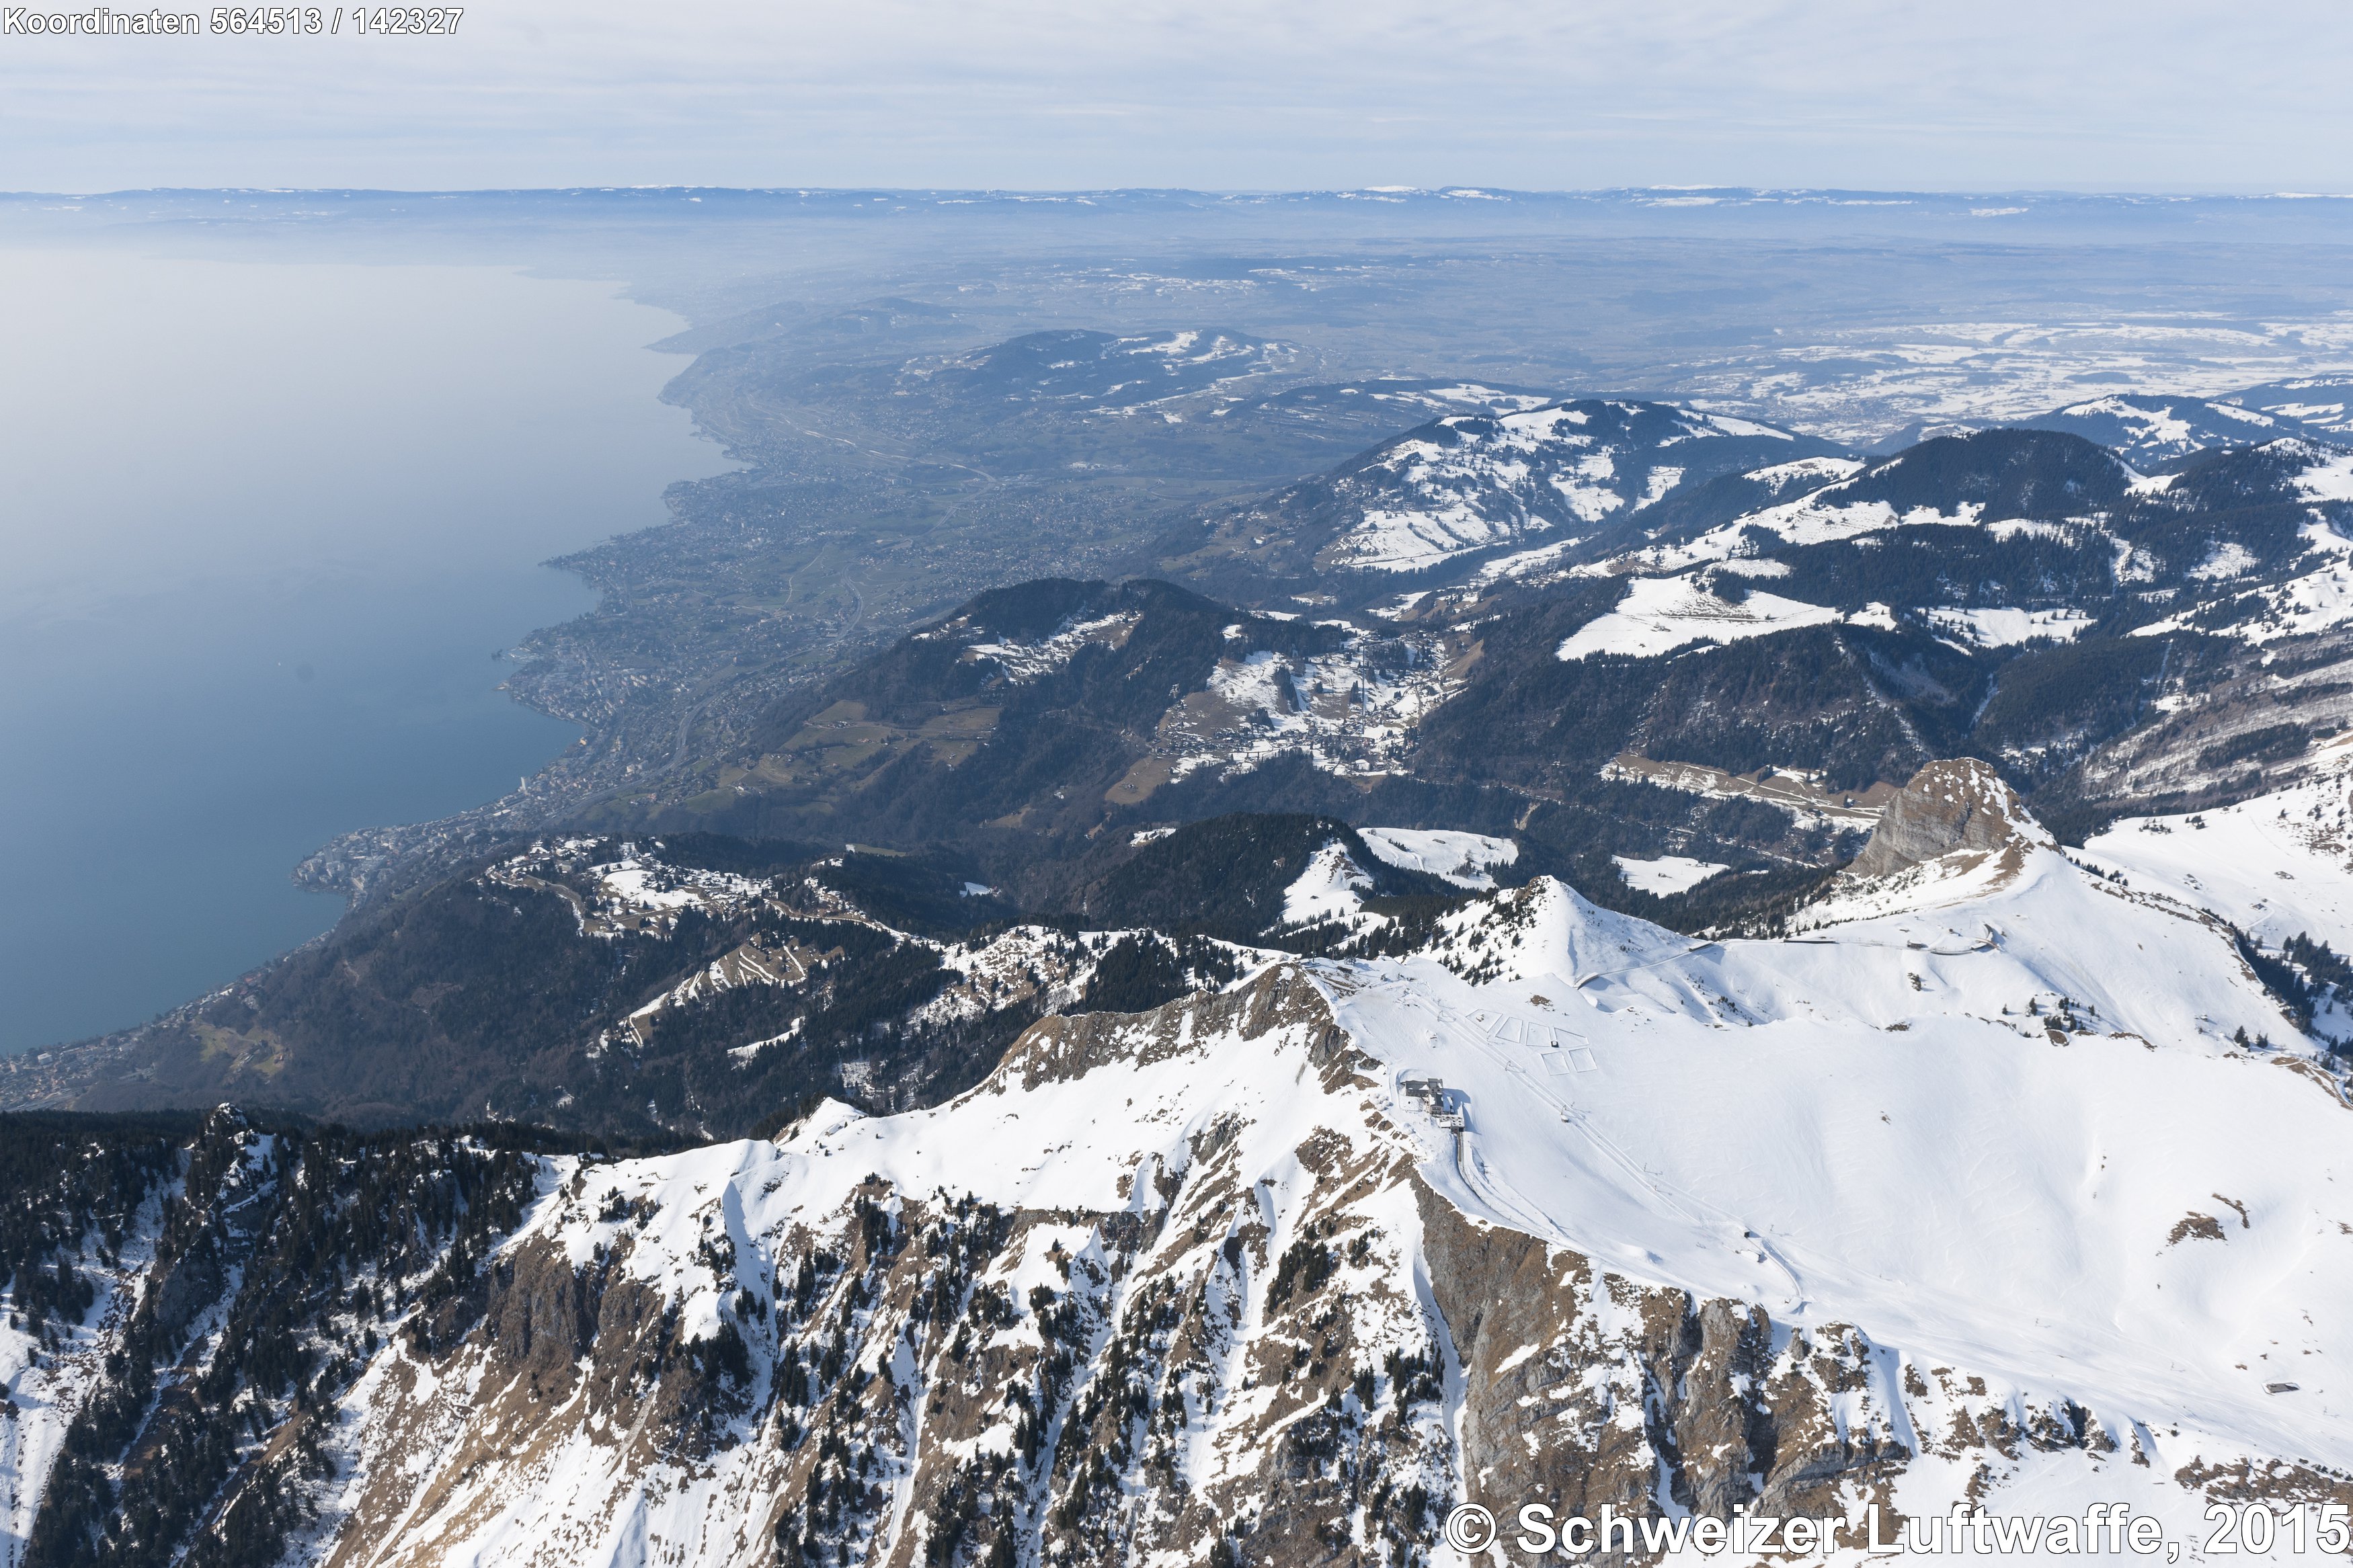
14, 804, 2353, 1565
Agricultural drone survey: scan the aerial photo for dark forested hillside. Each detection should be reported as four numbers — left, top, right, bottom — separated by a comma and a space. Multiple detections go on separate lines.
1062, 814, 1455, 938
645, 577, 1347, 856
16, 1110, 561, 1568
1837, 428, 2131, 518
71, 836, 1050, 1141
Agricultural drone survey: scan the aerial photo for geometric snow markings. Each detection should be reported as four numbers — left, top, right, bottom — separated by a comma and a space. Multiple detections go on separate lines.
1480, 1012, 1585, 1049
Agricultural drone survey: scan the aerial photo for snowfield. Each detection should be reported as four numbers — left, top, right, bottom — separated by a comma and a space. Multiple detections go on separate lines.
1340, 890, 2352, 1445
1611, 854, 1729, 895
2080, 744, 2353, 955
2290, 444, 2353, 504
1556, 573, 1842, 660
1357, 827, 1519, 889
1925, 606, 2095, 647
1317, 401, 1809, 575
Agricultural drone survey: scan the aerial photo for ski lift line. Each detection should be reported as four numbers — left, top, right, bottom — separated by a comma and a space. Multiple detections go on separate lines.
1786, 936, 1994, 956
1783, 923, 2002, 955
1443, 1007, 1704, 1225
1447, 1111, 1556, 1239
1394, 1063, 1539, 1231
1385, 1009, 1594, 1237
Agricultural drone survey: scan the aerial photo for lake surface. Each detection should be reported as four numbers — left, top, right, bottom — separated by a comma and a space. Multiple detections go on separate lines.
0, 248, 728, 1054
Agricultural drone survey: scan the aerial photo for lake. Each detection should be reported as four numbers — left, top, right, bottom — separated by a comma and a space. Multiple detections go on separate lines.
0, 247, 728, 1054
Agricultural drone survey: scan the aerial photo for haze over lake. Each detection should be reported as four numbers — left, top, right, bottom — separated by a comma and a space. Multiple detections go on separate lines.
0, 247, 727, 1054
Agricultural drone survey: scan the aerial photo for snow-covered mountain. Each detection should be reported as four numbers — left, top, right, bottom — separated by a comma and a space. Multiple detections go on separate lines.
40, 425, 2353, 1144
1174, 400, 1845, 585
26, 361, 2353, 1568
1480, 429, 2353, 663
1589, 426, 2139, 578
2231, 375, 2353, 440
2017, 394, 2328, 466
16, 761, 2353, 1567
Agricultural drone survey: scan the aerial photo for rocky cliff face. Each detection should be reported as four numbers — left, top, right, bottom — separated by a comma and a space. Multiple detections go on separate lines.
1797, 757, 2061, 928
301, 967, 1457, 1568
7, 1110, 545, 1568
1847, 757, 2046, 880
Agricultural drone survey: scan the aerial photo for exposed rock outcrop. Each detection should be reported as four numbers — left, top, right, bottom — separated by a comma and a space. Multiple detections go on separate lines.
1416, 1184, 1911, 1548
1849, 757, 2046, 879
1796, 757, 2057, 927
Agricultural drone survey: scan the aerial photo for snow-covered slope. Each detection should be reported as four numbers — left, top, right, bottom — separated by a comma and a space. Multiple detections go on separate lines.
1334, 878, 2353, 1515
24, 776, 2353, 1568
1357, 827, 1518, 889
2231, 374, 2353, 440
2080, 747, 2353, 948
1319, 401, 1816, 575
1556, 571, 1853, 661
2077, 739, 2353, 1043
1596, 427, 2135, 579
2019, 395, 2324, 466
1203, 399, 1839, 582
1611, 853, 1728, 895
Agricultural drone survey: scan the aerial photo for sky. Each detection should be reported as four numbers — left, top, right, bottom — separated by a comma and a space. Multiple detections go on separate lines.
1, 0, 2350, 194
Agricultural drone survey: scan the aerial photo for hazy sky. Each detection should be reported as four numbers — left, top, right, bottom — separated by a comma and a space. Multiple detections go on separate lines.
2, 0, 2350, 194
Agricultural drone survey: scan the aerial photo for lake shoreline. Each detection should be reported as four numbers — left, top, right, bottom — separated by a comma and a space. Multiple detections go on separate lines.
0, 247, 727, 1056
